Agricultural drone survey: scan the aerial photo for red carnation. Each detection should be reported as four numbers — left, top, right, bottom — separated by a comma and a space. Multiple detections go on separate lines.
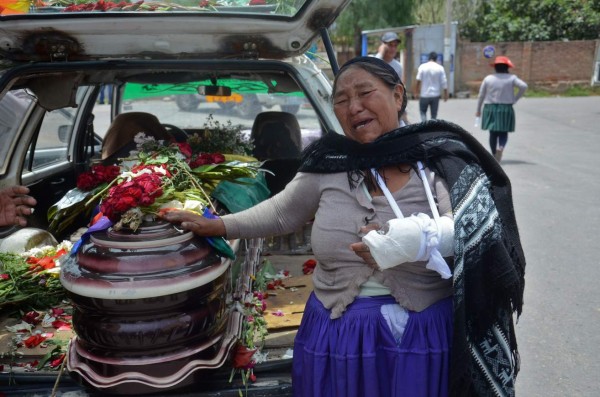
177, 142, 193, 158
113, 196, 138, 213
136, 174, 162, 195
211, 153, 226, 163
95, 165, 120, 182
76, 173, 98, 191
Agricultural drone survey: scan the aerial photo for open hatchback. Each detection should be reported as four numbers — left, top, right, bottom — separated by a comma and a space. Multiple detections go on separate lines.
0, 0, 349, 395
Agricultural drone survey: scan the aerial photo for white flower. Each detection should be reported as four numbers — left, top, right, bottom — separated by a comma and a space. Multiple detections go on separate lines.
159, 200, 184, 210
121, 168, 152, 182
251, 350, 269, 364
152, 166, 167, 176
6, 321, 33, 333
42, 313, 56, 328
133, 132, 155, 147
183, 200, 204, 212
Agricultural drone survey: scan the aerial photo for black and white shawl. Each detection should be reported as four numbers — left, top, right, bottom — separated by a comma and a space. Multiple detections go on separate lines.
299, 120, 526, 397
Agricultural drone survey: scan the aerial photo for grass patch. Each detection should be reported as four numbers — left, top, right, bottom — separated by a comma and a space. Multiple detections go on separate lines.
523, 89, 551, 98
562, 85, 600, 96
525, 85, 600, 98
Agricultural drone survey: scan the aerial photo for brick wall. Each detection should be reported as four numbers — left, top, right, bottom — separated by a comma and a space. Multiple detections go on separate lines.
456, 40, 599, 93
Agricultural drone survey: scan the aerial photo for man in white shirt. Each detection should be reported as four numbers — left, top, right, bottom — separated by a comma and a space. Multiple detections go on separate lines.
414, 51, 448, 122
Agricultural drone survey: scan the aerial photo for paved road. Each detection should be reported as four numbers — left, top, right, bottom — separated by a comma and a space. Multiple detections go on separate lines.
408, 96, 600, 396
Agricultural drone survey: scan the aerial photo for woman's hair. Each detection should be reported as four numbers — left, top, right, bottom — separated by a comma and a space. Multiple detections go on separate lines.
332, 56, 408, 120
494, 63, 510, 73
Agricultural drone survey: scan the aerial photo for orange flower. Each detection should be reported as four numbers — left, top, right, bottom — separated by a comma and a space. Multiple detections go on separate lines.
0, 0, 30, 15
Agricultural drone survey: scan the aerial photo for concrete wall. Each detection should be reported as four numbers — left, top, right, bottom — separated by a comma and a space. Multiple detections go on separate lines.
457, 40, 600, 93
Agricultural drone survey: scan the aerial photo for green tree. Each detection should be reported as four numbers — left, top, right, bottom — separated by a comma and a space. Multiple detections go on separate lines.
330, 0, 415, 55
457, 0, 600, 41
414, 0, 446, 25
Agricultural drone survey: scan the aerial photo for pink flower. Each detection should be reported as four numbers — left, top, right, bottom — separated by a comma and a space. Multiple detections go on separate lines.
51, 308, 64, 317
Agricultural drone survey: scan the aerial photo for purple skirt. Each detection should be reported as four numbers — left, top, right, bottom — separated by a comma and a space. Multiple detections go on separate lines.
292, 293, 452, 397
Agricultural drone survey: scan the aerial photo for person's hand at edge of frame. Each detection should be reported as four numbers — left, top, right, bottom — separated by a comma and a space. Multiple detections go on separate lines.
0, 185, 37, 228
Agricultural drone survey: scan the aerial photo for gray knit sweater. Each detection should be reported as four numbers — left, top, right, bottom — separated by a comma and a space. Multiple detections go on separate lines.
476, 73, 528, 114
222, 168, 453, 319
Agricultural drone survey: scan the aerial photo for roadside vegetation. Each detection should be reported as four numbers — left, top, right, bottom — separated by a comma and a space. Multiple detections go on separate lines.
525, 85, 600, 98
332, 0, 600, 54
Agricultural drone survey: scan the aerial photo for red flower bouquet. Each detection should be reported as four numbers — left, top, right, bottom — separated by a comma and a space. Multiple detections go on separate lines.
49, 129, 260, 235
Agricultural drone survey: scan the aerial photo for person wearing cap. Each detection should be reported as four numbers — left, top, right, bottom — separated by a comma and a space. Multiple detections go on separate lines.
375, 32, 403, 81
414, 51, 448, 122
476, 55, 528, 162
161, 56, 525, 397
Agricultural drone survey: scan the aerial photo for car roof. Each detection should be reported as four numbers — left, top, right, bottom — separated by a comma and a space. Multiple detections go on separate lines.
0, 0, 350, 66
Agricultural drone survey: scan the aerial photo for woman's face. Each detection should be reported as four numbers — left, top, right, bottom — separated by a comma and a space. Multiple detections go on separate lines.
333, 67, 404, 144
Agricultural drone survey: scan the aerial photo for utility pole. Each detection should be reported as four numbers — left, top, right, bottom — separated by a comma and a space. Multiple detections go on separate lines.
443, 0, 453, 96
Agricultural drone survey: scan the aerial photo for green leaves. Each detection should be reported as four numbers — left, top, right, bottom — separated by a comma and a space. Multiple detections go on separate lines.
47, 187, 100, 239
458, 0, 600, 41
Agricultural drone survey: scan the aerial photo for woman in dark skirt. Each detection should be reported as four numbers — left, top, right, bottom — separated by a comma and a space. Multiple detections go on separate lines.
161, 56, 526, 397
476, 56, 528, 162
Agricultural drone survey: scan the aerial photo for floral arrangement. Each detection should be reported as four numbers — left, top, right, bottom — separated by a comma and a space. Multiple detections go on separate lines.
230, 290, 268, 386
37, 0, 284, 12
48, 129, 260, 237
229, 259, 292, 388
0, 241, 72, 312
0, 242, 73, 373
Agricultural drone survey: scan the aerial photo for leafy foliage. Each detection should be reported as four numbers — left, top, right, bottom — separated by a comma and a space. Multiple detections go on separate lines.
414, 0, 447, 25
331, 0, 415, 53
187, 114, 253, 156
457, 0, 600, 41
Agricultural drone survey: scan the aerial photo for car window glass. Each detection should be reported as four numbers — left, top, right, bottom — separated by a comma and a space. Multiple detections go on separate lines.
119, 80, 323, 150
0, 90, 34, 173
92, 85, 113, 140
23, 88, 86, 171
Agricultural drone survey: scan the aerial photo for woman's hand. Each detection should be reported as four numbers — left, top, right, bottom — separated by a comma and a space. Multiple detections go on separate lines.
350, 223, 380, 270
158, 209, 226, 237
